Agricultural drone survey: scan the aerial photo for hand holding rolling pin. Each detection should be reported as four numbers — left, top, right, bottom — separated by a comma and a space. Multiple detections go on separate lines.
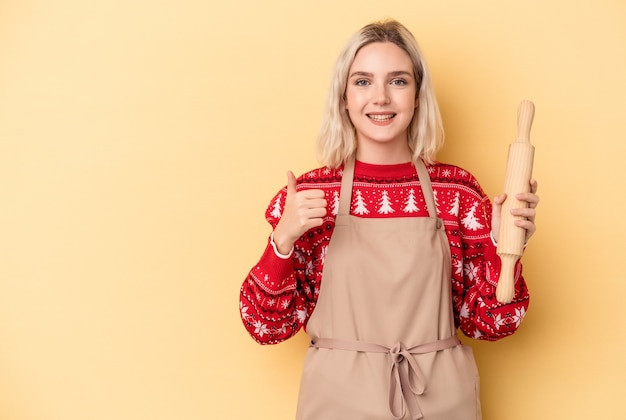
491, 100, 540, 304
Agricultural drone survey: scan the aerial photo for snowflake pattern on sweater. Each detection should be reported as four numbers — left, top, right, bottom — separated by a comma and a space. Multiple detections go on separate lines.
240, 160, 529, 344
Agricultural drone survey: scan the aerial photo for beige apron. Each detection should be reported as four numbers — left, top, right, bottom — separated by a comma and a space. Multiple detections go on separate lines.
295, 158, 482, 420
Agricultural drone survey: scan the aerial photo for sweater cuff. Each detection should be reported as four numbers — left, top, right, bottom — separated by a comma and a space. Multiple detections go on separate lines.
270, 232, 294, 259
250, 240, 297, 293
490, 231, 529, 248
484, 238, 501, 267
484, 237, 502, 286
485, 235, 523, 289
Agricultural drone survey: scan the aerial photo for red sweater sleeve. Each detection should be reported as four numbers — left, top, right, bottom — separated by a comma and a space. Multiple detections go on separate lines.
239, 184, 330, 345
449, 177, 530, 341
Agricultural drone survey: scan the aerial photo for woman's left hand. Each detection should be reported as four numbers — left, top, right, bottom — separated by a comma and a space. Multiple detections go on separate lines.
491, 179, 539, 245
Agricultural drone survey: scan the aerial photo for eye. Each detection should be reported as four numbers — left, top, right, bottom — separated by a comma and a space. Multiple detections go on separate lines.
354, 79, 370, 86
390, 78, 408, 86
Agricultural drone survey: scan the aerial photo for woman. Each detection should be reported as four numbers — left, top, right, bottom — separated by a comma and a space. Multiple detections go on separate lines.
239, 19, 539, 420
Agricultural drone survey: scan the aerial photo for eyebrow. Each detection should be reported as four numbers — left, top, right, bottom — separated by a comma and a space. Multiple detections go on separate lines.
348, 70, 414, 79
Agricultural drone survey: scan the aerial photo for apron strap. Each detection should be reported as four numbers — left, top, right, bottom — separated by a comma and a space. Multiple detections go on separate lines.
338, 156, 355, 216
414, 159, 438, 219
312, 335, 461, 420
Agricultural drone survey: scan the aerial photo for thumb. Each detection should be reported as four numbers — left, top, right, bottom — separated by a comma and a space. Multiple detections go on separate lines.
286, 171, 297, 196
493, 193, 507, 207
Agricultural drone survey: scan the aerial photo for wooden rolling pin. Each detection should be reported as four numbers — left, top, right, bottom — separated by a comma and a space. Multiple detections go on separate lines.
496, 100, 535, 304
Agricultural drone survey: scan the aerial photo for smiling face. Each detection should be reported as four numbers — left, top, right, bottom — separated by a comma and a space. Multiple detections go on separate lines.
345, 41, 418, 164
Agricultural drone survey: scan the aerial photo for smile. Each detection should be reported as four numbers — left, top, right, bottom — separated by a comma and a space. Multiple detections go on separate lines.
367, 114, 396, 121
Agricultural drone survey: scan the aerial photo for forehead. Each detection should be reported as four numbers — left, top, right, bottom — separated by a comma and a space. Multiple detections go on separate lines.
350, 42, 413, 72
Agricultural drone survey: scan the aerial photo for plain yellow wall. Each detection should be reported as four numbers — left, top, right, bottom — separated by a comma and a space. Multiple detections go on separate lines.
1, 0, 625, 419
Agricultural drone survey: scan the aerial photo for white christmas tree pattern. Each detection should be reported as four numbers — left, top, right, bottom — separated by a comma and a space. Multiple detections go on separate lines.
331, 191, 340, 215
403, 189, 419, 213
461, 201, 484, 231
353, 190, 369, 215
377, 190, 395, 214
433, 190, 441, 214
270, 193, 283, 218
448, 191, 460, 216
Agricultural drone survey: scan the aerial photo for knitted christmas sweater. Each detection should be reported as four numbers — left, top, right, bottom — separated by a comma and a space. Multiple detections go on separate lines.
239, 160, 529, 345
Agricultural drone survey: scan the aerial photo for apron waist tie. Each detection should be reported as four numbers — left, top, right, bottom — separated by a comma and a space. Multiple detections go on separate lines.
311, 334, 460, 420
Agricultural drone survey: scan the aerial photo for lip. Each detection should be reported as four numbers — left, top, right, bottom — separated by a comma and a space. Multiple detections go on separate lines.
367, 113, 396, 126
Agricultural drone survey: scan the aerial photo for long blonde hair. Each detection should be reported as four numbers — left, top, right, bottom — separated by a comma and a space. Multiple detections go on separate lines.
317, 19, 444, 168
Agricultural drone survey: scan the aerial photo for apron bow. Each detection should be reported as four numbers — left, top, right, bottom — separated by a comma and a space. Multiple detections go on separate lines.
388, 342, 426, 420
311, 335, 460, 420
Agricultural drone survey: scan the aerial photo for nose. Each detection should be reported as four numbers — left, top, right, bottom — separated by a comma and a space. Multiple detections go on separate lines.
373, 84, 390, 105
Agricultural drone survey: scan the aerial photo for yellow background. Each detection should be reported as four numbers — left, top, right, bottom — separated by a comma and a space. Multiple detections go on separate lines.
1, 1, 625, 419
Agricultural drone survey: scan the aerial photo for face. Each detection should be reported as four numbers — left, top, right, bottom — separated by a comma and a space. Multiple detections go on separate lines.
345, 41, 418, 163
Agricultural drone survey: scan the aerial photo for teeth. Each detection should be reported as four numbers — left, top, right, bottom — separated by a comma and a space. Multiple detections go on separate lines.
368, 114, 394, 121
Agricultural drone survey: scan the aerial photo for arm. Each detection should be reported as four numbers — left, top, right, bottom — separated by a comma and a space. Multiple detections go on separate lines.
453, 177, 537, 341
239, 173, 328, 345
239, 238, 314, 344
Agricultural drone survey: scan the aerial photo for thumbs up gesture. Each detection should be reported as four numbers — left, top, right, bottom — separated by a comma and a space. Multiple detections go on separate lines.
271, 171, 327, 255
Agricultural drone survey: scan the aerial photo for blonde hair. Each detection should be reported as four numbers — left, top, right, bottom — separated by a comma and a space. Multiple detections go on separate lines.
317, 19, 444, 168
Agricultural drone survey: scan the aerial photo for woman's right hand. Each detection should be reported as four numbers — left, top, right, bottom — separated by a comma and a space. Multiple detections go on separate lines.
271, 171, 327, 254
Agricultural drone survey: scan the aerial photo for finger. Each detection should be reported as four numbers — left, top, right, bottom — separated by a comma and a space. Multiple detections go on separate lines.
305, 207, 327, 219
514, 220, 536, 239
305, 198, 328, 210
493, 193, 507, 206
515, 192, 540, 208
286, 171, 298, 196
294, 202, 327, 221
530, 179, 538, 194
306, 217, 326, 230
299, 189, 326, 199
511, 207, 536, 221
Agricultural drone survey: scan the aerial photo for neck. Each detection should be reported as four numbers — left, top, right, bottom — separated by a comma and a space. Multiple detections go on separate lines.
355, 142, 412, 165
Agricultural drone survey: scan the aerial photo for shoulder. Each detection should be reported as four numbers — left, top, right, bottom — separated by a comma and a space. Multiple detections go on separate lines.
296, 165, 343, 190
266, 165, 341, 205
426, 161, 476, 184
297, 165, 343, 183
426, 161, 486, 196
